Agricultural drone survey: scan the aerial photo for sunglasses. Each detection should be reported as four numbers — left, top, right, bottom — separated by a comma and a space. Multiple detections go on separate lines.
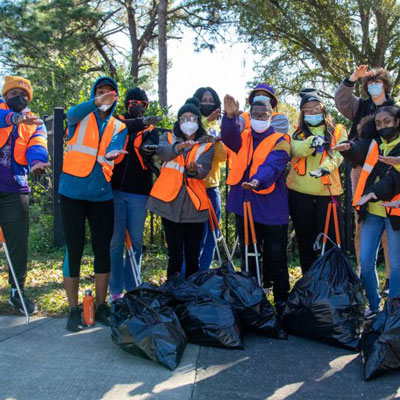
128, 100, 148, 108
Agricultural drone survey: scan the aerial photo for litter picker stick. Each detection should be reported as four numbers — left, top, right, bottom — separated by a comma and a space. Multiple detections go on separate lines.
208, 207, 222, 266
243, 201, 249, 273
321, 201, 341, 255
125, 230, 142, 287
246, 201, 261, 286
0, 227, 29, 324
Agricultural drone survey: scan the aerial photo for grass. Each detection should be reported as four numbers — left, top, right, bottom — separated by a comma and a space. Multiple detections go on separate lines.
0, 244, 388, 317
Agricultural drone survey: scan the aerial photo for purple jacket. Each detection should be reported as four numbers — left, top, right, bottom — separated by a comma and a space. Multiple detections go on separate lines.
221, 114, 289, 226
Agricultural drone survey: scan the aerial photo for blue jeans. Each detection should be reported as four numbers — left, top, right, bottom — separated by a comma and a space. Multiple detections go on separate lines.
109, 191, 148, 295
360, 212, 400, 311
181, 187, 222, 275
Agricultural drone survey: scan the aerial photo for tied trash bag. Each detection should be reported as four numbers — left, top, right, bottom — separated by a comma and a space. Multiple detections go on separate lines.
163, 274, 243, 349
282, 246, 365, 350
189, 262, 286, 339
360, 296, 400, 381
111, 289, 186, 370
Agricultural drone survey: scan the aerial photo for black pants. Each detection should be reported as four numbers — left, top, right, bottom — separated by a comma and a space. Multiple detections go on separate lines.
236, 215, 289, 302
0, 192, 29, 289
60, 195, 114, 278
162, 218, 204, 278
288, 189, 345, 274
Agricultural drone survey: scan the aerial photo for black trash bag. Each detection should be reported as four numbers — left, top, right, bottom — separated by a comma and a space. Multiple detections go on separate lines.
111, 293, 186, 370
163, 273, 243, 349
240, 299, 288, 340
174, 296, 244, 349
360, 296, 400, 381
282, 246, 365, 350
126, 282, 172, 309
188, 268, 231, 302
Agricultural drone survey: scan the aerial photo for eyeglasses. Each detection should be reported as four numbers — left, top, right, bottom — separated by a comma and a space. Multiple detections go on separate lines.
128, 100, 148, 108
179, 116, 198, 123
302, 106, 322, 113
250, 113, 271, 121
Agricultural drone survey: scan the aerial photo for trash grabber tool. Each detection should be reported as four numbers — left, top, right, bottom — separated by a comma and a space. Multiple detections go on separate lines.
125, 230, 142, 287
321, 201, 341, 255
0, 227, 29, 324
243, 201, 261, 286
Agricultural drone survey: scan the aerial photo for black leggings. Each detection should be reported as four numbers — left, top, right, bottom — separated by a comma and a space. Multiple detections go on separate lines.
288, 189, 345, 274
162, 218, 204, 278
60, 195, 114, 278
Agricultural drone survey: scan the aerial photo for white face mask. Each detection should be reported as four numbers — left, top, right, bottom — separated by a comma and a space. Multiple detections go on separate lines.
180, 121, 198, 137
253, 95, 271, 104
98, 104, 113, 112
251, 118, 270, 133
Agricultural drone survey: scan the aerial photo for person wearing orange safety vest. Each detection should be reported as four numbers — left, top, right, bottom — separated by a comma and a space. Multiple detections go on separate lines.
0, 76, 49, 315
221, 94, 290, 315
336, 106, 400, 318
239, 83, 290, 134
109, 87, 160, 302
147, 99, 214, 278
59, 77, 127, 332
286, 89, 347, 274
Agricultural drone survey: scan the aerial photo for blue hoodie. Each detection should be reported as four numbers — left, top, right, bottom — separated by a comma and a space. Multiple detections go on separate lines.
58, 77, 128, 202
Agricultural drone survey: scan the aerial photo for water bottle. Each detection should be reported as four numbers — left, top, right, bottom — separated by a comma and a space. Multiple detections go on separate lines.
83, 289, 95, 327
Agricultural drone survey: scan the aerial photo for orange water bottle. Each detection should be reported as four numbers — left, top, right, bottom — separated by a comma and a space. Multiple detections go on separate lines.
83, 289, 95, 327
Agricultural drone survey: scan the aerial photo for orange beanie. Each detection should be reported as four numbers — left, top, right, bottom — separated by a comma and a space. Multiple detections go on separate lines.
2, 76, 33, 101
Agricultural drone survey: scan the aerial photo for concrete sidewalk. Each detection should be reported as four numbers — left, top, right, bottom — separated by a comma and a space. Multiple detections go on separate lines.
0, 316, 399, 400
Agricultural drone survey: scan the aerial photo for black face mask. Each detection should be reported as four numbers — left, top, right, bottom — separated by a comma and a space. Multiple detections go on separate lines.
128, 105, 145, 118
200, 103, 217, 117
6, 95, 28, 112
378, 126, 398, 141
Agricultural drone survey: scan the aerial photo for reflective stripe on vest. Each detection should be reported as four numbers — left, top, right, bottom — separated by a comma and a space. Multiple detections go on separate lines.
62, 112, 125, 182
293, 124, 345, 185
226, 128, 289, 195
149, 132, 212, 210
352, 139, 400, 216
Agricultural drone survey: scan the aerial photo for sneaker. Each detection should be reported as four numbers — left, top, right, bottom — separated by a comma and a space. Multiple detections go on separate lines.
8, 291, 37, 315
364, 308, 378, 320
95, 303, 111, 326
66, 307, 84, 332
381, 279, 390, 297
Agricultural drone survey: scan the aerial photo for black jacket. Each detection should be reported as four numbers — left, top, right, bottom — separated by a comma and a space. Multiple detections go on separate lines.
111, 115, 159, 195
342, 135, 400, 229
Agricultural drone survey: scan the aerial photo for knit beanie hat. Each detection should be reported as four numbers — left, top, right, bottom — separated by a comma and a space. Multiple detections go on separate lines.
2, 76, 33, 101
299, 88, 324, 109
124, 87, 148, 110
177, 97, 202, 120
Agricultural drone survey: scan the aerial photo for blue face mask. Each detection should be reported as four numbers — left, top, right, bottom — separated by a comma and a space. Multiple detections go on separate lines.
368, 83, 384, 98
304, 113, 324, 126
253, 95, 270, 104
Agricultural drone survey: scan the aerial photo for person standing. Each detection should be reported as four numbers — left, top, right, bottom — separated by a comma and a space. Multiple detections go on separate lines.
59, 77, 127, 331
0, 76, 49, 314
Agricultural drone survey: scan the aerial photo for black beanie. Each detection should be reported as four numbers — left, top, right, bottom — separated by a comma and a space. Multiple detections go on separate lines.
124, 87, 148, 110
177, 97, 202, 120
299, 88, 324, 109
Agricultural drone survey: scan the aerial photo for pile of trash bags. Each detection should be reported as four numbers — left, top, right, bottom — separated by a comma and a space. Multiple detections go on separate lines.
360, 296, 400, 381
282, 246, 365, 350
111, 261, 286, 369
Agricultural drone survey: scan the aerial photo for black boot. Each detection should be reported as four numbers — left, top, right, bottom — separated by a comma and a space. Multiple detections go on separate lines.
381, 279, 390, 297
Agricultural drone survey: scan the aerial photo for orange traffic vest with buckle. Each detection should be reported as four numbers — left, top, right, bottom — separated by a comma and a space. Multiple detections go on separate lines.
293, 124, 346, 186
114, 115, 153, 169
0, 102, 46, 166
241, 111, 284, 131
150, 132, 213, 210
353, 139, 400, 216
226, 127, 290, 195
62, 112, 125, 182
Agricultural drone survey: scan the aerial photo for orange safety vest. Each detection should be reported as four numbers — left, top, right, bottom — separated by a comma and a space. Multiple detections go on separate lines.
0, 102, 46, 166
226, 127, 290, 195
62, 112, 125, 182
293, 124, 346, 186
241, 111, 284, 131
114, 115, 153, 169
150, 132, 213, 210
353, 139, 400, 216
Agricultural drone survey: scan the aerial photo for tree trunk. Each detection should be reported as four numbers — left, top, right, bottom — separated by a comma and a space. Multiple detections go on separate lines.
127, 3, 140, 79
158, 0, 168, 107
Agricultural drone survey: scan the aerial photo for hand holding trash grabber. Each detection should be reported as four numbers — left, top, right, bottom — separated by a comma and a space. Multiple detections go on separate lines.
0, 227, 30, 324
125, 230, 142, 287
243, 200, 261, 286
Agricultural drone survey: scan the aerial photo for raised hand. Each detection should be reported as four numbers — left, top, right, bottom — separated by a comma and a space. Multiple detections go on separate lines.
207, 108, 221, 122
242, 179, 259, 191
224, 95, 239, 118
95, 91, 118, 107
349, 65, 376, 82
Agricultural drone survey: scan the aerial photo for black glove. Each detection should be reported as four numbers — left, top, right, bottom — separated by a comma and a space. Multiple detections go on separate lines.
143, 116, 162, 126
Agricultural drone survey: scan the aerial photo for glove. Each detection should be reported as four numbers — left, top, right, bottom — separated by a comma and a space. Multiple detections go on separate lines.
142, 144, 159, 154
143, 116, 162, 126
310, 136, 326, 148
309, 168, 330, 178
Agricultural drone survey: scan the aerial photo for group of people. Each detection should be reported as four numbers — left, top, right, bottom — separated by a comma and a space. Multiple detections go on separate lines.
1, 65, 399, 332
